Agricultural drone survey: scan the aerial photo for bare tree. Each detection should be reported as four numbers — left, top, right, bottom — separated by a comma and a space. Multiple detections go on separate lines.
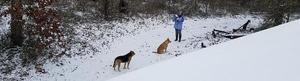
9, 0, 24, 46
119, 0, 127, 13
103, 0, 109, 20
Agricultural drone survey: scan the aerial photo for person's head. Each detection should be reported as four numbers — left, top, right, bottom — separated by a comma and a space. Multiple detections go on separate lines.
178, 11, 183, 17
178, 14, 182, 17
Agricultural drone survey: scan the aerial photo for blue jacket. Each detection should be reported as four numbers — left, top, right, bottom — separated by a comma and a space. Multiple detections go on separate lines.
173, 15, 184, 30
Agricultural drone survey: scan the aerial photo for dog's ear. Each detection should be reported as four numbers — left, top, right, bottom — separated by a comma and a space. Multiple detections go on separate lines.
130, 51, 135, 55
167, 38, 171, 42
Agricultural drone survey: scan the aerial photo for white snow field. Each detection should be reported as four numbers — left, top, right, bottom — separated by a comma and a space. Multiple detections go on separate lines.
25, 15, 263, 81
106, 19, 300, 81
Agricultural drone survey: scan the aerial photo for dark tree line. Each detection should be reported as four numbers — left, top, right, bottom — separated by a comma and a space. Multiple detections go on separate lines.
261, 0, 299, 26
51, 0, 300, 20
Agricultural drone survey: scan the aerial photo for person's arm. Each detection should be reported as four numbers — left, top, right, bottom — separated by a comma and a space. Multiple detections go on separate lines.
179, 17, 184, 22
173, 15, 178, 22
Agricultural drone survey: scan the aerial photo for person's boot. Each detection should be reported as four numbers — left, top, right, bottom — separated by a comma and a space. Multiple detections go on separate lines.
178, 34, 182, 42
175, 32, 178, 41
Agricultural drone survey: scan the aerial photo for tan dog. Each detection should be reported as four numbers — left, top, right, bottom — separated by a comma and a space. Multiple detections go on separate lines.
113, 51, 135, 72
157, 38, 171, 54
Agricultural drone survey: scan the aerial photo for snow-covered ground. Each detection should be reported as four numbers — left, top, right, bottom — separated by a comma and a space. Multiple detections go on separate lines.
0, 6, 10, 38
21, 15, 264, 81
107, 19, 300, 81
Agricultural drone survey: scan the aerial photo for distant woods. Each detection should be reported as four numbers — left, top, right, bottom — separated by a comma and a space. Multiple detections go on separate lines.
3, 0, 299, 23
41, 0, 300, 25
258, 0, 300, 28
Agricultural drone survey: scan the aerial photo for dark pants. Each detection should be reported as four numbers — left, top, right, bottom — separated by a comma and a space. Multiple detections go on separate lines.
175, 29, 182, 42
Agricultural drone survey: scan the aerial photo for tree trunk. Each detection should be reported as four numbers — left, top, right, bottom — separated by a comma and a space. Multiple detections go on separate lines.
119, 0, 127, 13
10, 0, 24, 46
103, 0, 109, 20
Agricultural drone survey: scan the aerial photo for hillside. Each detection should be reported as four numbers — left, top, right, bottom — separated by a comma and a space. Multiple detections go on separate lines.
22, 15, 263, 81
106, 19, 300, 81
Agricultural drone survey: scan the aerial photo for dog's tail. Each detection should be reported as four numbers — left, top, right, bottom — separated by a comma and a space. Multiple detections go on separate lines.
112, 59, 116, 68
152, 51, 157, 53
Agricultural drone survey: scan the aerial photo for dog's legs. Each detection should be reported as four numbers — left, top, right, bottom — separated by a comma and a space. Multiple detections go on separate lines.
127, 61, 130, 69
113, 65, 116, 71
123, 62, 127, 69
118, 63, 121, 72
165, 47, 167, 53
113, 60, 116, 71
113, 63, 117, 71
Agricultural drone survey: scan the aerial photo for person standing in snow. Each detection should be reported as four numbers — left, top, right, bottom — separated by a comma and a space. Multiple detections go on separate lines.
173, 13, 184, 42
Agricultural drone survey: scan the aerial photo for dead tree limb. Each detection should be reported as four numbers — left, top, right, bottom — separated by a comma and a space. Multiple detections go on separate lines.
221, 34, 244, 39
233, 20, 251, 32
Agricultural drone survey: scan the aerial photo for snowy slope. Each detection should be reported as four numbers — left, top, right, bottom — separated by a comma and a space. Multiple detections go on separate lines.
106, 19, 300, 81
24, 15, 263, 81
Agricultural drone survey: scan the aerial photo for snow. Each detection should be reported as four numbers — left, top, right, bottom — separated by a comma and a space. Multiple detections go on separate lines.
0, 4, 298, 81
21, 15, 263, 81
0, 6, 10, 37
74, 11, 84, 17
106, 19, 300, 81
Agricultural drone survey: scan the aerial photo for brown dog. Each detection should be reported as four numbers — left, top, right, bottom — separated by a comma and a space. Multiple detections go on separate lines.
157, 38, 171, 54
113, 51, 135, 72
